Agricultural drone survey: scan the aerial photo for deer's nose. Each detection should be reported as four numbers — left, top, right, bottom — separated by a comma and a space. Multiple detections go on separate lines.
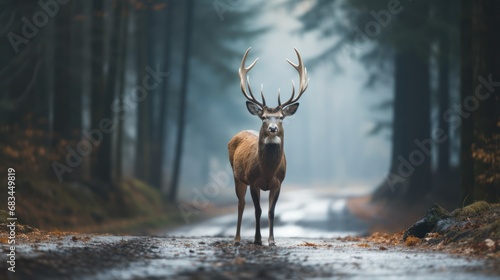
268, 125, 278, 133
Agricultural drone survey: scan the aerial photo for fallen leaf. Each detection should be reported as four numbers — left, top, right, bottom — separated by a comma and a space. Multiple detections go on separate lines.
405, 236, 420, 246
464, 248, 474, 254
484, 239, 495, 248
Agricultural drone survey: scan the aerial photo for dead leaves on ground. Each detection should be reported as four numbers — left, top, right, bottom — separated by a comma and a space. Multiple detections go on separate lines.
299, 241, 333, 248
404, 236, 421, 246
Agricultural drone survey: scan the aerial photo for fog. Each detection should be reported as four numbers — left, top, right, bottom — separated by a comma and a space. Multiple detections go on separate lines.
176, 1, 392, 202
2, 0, 496, 242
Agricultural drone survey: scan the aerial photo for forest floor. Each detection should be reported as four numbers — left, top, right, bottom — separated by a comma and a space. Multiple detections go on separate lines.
1, 194, 499, 279
2, 177, 187, 235
348, 197, 500, 260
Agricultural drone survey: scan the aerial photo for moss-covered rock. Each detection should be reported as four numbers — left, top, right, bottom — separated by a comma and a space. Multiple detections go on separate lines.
452, 201, 491, 220
403, 201, 500, 257
403, 204, 451, 240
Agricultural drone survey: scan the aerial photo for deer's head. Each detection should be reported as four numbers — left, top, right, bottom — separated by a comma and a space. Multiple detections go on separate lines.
239, 48, 309, 145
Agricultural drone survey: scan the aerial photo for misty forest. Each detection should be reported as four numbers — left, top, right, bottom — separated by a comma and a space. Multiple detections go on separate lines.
0, 0, 499, 278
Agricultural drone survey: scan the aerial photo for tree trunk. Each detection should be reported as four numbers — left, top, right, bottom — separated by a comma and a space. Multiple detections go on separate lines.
144, 1, 161, 188
150, 0, 173, 191
96, 0, 123, 185
113, 1, 130, 182
372, 2, 432, 204
169, 0, 194, 202
134, 3, 152, 184
436, 5, 451, 194
80, 0, 93, 180
465, 0, 500, 203
372, 52, 432, 203
52, 3, 73, 141
90, 0, 107, 182
459, 0, 474, 205
391, 50, 432, 201
3, 2, 39, 126
43, 11, 56, 149
372, 55, 432, 202
70, 1, 83, 137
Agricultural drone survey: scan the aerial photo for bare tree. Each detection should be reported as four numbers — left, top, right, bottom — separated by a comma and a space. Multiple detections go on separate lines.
169, 0, 194, 202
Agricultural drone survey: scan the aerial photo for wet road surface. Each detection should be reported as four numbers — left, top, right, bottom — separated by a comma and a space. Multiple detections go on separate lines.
4, 235, 499, 279
3, 190, 499, 279
171, 189, 368, 238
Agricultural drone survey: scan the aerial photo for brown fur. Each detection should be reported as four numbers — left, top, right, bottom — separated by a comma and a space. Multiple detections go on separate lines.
228, 130, 286, 190
228, 118, 288, 246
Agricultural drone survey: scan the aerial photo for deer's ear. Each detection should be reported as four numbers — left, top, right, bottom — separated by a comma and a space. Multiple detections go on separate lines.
246, 101, 262, 116
283, 103, 299, 117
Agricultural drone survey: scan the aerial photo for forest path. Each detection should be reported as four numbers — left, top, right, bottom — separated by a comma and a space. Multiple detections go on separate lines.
7, 235, 499, 279
170, 189, 368, 239
4, 190, 499, 279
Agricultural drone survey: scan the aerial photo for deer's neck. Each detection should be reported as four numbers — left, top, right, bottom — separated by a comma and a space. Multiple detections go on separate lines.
258, 140, 283, 180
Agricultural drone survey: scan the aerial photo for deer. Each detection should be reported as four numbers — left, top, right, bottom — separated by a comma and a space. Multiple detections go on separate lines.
228, 47, 309, 246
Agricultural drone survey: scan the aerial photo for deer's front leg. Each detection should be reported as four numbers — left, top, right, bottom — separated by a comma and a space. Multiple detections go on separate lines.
234, 179, 247, 246
268, 186, 281, 246
250, 187, 262, 245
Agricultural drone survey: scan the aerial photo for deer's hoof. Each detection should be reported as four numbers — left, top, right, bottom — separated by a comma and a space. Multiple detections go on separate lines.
269, 241, 276, 246
254, 240, 262, 245
234, 241, 241, 246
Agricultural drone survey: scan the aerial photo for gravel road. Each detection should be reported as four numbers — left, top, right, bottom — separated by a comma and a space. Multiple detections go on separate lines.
3, 235, 499, 280
2, 190, 499, 279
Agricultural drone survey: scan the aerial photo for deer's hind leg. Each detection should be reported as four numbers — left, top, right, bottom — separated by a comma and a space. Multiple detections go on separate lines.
234, 178, 247, 246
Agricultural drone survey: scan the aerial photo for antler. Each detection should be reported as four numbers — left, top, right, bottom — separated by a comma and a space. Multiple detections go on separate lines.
239, 47, 266, 108
279, 48, 309, 108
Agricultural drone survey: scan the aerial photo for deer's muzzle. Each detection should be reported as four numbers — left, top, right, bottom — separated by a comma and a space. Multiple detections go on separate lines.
268, 124, 279, 134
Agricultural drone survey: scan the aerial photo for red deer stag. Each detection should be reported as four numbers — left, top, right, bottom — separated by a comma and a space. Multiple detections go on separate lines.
228, 47, 309, 246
